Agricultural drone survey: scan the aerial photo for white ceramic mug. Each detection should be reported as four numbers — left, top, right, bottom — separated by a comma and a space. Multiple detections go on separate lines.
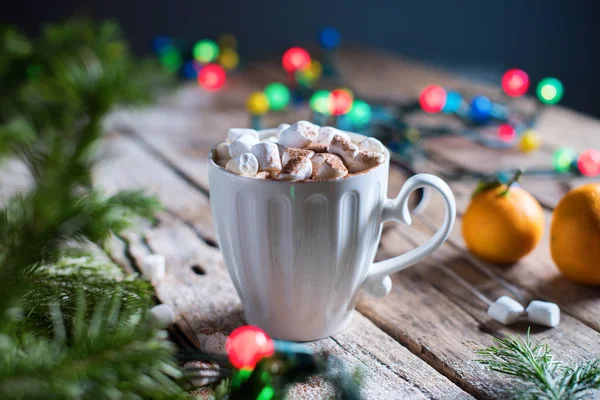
208, 131, 456, 341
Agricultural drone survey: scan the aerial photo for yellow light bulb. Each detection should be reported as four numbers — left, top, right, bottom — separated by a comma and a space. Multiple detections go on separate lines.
219, 48, 239, 70
519, 130, 541, 153
218, 33, 237, 49
246, 92, 270, 115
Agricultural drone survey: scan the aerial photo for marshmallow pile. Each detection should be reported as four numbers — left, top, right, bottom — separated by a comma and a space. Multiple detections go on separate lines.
213, 121, 387, 181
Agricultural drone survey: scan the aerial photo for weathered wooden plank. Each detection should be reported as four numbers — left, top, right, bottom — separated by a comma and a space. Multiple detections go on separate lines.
124, 212, 473, 399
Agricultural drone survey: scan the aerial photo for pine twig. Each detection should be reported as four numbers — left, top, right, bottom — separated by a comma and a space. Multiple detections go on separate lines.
477, 328, 600, 399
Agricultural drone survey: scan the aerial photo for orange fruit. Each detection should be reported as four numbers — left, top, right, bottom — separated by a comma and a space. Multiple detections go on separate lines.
462, 180, 544, 264
550, 183, 600, 285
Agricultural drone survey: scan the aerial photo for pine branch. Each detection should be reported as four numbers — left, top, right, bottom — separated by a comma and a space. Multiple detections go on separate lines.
477, 328, 600, 399
0, 296, 186, 400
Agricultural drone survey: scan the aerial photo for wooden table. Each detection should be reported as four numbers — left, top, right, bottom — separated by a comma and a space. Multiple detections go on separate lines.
98, 49, 600, 399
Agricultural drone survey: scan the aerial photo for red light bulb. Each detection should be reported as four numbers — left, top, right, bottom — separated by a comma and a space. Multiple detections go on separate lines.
501, 69, 529, 97
282, 47, 311, 73
577, 149, 600, 177
419, 85, 446, 113
497, 124, 516, 142
226, 326, 275, 370
198, 64, 226, 91
331, 89, 353, 116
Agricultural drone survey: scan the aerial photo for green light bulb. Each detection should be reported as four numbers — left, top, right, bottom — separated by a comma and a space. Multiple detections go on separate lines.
347, 100, 372, 126
553, 147, 576, 173
537, 77, 564, 105
310, 90, 331, 115
193, 39, 219, 63
159, 47, 182, 72
263, 83, 290, 111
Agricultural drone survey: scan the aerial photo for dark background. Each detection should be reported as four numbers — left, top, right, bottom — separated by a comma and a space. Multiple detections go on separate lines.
3, 1, 599, 117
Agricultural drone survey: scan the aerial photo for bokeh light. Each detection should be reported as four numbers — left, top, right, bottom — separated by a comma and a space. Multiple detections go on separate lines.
442, 91, 462, 113
296, 60, 323, 86
198, 64, 226, 90
264, 83, 290, 111
310, 90, 332, 115
577, 149, 600, 177
501, 69, 529, 97
182, 60, 198, 79
282, 47, 311, 73
347, 100, 372, 126
246, 91, 270, 115
419, 85, 447, 113
537, 77, 564, 104
331, 89, 354, 116
553, 147, 577, 173
318, 27, 341, 49
193, 39, 220, 63
219, 48, 239, 70
469, 96, 493, 123
226, 326, 274, 370
218, 33, 237, 49
497, 124, 516, 142
519, 130, 541, 153
159, 47, 182, 72
152, 36, 172, 54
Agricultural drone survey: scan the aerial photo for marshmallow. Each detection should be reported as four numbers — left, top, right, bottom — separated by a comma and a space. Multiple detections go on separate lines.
228, 128, 259, 142
229, 134, 259, 158
279, 157, 313, 180
526, 300, 560, 328
487, 296, 525, 325
251, 142, 282, 172
348, 151, 386, 173
278, 121, 319, 148
276, 123, 291, 138
316, 126, 350, 145
225, 153, 259, 176
254, 171, 270, 179
311, 153, 348, 180
263, 136, 278, 143
147, 304, 176, 329
306, 143, 329, 153
329, 134, 359, 164
282, 148, 315, 167
215, 142, 231, 167
359, 137, 386, 154
141, 254, 166, 281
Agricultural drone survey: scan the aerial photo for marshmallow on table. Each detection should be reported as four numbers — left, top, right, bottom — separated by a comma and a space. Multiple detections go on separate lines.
282, 148, 315, 167
311, 153, 348, 180
141, 254, 166, 281
329, 134, 359, 164
148, 304, 176, 329
359, 137, 386, 154
278, 121, 319, 148
316, 126, 350, 145
228, 128, 259, 142
526, 300, 560, 327
251, 142, 282, 172
279, 156, 313, 180
487, 296, 525, 325
226, 153, 259, 176
215, 142, 231, 167
348, 151, 386, 173
229, 134, 259, 158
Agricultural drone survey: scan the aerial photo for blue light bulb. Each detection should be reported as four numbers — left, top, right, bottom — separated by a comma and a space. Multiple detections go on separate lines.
442, 91, 462, 113
152, 36, 172, 54
470, 96, 492, 123
182, 61, 198, 79
319, 27, 341, 50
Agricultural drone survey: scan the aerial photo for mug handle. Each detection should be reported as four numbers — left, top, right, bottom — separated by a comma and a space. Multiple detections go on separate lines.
362, 174, 456, 297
